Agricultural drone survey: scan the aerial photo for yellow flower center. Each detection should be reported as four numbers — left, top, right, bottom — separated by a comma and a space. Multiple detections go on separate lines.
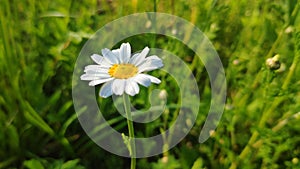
108, 64, 138, 79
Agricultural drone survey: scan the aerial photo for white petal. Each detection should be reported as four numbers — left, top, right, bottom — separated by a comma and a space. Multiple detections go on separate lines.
145, 55, 161, 61
112, 79, 126, 95
119, 43, 131, 63
91, 54, 104, 64
84, 65, 108, 73
129, 53, 140, 63
125, 79, 140, 96
84, 65, 102, 71
129, 47, 149, 66
101, 48, 119, 64
138, 59, 163, 73
84, 62, 111, 71
101, 59, 114, 68
133, 74, 151, 87
84, 68, 108, 74
142, 74, 161, 84
88, 77, 114, 86
99, 81, 113, 98
112, 49, 120, 57
80, 73, 111, 81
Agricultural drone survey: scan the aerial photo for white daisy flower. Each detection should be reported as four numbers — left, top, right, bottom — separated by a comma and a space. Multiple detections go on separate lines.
80, 42, 163, 98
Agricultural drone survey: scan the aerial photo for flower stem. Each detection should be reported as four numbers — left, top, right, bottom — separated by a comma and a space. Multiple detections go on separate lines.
123, 94, 136, 169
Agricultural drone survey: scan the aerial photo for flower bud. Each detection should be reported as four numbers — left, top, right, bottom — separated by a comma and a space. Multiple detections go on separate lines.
266, 54, 281, 70
285, 26, 293, 34
159, 89, 167, 100
233, 59, 240, 65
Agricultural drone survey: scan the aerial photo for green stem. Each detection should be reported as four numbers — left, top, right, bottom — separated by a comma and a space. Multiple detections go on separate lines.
153, 0, 157, 12
123, 94, 136, 169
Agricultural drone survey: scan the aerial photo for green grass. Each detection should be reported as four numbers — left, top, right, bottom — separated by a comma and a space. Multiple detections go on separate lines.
1, 0, 300, 168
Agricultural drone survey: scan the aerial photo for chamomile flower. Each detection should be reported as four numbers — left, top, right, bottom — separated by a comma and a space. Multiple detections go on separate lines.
80, 43, 163, 98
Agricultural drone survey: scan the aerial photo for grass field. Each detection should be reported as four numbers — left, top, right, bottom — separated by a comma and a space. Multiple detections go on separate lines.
1, 0, 300, 168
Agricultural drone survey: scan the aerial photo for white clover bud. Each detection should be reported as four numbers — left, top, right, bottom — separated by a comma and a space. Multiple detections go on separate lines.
161, 156, 168, 163
186, 118, 192, 128
266, 54, 281, 70
210, 23, 218, 31
233, 59, 240, 65
285, 26, 293, 34
171, 29, 177, 35
294, 112, 300, 119
209, 130, 216, 137
159, 89, 167, 100
145, 20, 152, 28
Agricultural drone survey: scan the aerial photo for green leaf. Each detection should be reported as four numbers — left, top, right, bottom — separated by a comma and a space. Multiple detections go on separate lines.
61, 159, 84, 169
23, 101, 55, 137
191, 158, 204, 169
6, 125, 19, 151
151, 155, 181, 169
23, 159, 45, 169
122, 133, 132, 156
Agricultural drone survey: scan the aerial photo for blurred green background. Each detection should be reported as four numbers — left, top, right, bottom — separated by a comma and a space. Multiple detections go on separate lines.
1, 0, 300, 168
